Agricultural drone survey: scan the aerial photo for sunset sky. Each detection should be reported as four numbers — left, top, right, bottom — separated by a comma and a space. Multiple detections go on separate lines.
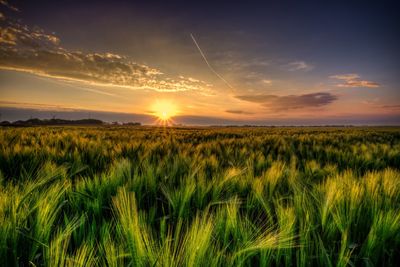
1, 0, 399, 125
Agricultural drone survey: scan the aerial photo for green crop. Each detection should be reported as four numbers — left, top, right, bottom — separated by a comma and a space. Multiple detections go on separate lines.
0, 126, 399, 266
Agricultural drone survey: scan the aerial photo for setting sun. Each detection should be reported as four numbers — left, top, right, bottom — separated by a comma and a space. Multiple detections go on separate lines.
151, 100, 178, 124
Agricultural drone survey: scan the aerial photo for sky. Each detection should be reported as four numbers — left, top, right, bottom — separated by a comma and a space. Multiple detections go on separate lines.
0, 0, 399, 125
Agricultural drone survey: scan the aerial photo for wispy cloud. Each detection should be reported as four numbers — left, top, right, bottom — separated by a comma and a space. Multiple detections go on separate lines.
0, 12, 211, 93
225, 109, 253, 115
380, 104, 400, 111
236, 92, 337, 111
34, 76, 120, 98
261, 79, 272, 85
330, 73, 380, 88
0, 0, 19, 12
285, 61, 314, 71
215, 55, 270, 72
0, 100, 78, 111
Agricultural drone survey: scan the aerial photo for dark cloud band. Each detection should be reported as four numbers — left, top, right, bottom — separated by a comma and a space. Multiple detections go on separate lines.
236, 92, 337, 111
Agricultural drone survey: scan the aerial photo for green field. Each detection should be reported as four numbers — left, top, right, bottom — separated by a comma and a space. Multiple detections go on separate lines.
1, 126, 399, 266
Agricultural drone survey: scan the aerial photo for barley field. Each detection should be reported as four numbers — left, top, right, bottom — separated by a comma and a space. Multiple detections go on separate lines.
0, 126, 399, 266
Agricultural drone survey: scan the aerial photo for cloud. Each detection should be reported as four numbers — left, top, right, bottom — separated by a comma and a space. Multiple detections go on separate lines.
381, 104, 400, 110
0, 100, 77, 110
261, 79, 272, 85
225, 109, 253, 115
330, 74, 359, 80
0, 0, 19, 12
236, 92, 337, 111
0, 12, 211, 93
285, 61, 314, 71
330, 73, 380, 88
214, 52, 270, 72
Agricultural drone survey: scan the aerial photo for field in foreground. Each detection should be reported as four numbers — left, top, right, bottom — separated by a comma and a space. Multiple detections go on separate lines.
0, 126, 399, 266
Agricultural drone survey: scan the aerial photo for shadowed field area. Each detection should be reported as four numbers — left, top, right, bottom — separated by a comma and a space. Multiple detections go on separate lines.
0, 126, 399, 266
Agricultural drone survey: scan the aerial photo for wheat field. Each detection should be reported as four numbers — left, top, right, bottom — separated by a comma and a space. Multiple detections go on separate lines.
0, 126, 399, 266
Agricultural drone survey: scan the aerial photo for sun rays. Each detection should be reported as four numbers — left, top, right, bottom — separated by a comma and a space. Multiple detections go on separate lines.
151, 100, 178, 126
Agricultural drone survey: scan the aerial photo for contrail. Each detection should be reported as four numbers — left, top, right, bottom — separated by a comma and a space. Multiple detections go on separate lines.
190, 33, 234, 90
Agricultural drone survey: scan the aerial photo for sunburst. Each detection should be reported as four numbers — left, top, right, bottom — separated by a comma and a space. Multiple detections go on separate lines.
151, 100, 178, 126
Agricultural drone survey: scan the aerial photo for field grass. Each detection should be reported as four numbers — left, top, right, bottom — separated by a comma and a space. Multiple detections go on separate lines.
0, 126, 399, 266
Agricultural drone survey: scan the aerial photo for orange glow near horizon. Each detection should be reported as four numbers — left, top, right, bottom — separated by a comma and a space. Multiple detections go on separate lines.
151, 100, 178, 126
